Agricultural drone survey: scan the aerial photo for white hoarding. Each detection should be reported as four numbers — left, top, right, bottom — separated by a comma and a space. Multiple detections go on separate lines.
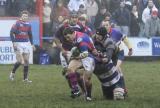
124, 37, 152, 56
0, 20, 16, 37
0, 41, 33, 64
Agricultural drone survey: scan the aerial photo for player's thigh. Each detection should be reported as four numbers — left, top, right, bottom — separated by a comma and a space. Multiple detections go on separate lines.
15, 51, 23, 63
60, 52, 68, 68
81, 57, 95, 74
68, 59, 82, 72
23, 53, 30, 63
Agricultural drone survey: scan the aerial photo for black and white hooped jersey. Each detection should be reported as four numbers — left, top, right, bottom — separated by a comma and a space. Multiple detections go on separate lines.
94, 60, 121, 87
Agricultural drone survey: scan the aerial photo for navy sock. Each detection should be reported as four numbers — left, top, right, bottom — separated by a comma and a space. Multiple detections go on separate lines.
85, 81, 92, 98
23, 66, 29, 80
12, 62, 21, 73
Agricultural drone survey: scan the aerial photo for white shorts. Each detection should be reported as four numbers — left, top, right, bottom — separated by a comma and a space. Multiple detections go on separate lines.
60, 51, 72, 68
14, 42, 32, 54
81, 56, 95, 73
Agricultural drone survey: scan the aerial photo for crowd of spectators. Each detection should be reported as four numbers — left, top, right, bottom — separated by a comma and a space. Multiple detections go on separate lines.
42, 0, 160, 38
1, 0, 160, 38
0, 0, 36, 16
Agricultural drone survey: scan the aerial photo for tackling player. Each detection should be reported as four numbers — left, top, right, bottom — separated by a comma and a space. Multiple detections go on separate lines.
93, 28, 126, 100
100, 20, 133, 94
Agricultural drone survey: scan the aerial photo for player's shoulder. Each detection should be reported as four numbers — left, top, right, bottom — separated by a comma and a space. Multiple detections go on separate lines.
112, 28, 122, 35
104, 38, 115, 47
76, 37, 83, 43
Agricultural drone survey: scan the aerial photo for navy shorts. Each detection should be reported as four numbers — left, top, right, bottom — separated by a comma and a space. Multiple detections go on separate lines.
112, 50, 125, 65
101, 77, 124, 100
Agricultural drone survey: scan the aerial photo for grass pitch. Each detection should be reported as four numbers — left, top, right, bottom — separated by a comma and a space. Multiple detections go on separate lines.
0, 61, 160, 108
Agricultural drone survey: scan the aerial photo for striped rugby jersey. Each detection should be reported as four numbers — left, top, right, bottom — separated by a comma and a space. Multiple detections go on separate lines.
10, 20, 32, 44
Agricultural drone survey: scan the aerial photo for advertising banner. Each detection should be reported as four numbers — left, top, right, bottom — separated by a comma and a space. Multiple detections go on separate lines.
0, 41, 33, 64
124, 38, 152, 56
152, 37, 160, 56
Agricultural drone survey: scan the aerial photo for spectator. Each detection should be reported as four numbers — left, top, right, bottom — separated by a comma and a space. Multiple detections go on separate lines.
142, 0, 158, 24
134, 0, 149, 22
85, 0, 98, 26
144, 10, 160, 38
125, 0, 132, 11
13, 0, 35, 16
112, 1, 131, 36
67, 0, 85, 12
110, 0, 121, 13
95, 0, 108, 10
130, 5, 140, 36
94, 6, 111, 28
51, 0, 69, 35
43, 0, 52, 37
0, 0, 7, 16
77, 4, 86, 17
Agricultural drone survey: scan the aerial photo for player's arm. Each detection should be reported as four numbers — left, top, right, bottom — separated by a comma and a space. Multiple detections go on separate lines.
10, 24, 18, 51
102, 40, 115, 63
71, 41, 89, 59
28, 25, 33, 45
53, 26, 66, 52
10, 24, 17, 42
28, 24, 36, 51
123, 36, 133, 56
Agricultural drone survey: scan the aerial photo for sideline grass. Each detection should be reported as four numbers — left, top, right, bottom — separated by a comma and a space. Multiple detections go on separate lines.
0, 61, 160, 108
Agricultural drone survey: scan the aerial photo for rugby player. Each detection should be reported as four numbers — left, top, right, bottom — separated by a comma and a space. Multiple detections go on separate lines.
9, 11, 35, 82
100, 21, 133, 94
63, 27, 98, 101
93, 28, 126, 100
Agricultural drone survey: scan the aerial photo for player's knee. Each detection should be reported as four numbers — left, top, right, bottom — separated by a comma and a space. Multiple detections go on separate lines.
66, 67, 75, 74
113, 88, 125, 100
23, 59, 29, 65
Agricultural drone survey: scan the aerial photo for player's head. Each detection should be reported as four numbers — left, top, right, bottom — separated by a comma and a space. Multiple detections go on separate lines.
78, 14, 87, 26
95, 27, 107, 42
69, 11, 78, 25
20, 10, 29, 21
101, 20, 111, 31
63, 27, 75, 42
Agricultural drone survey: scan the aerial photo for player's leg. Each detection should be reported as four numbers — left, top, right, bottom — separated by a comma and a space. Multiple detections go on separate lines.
9, 46, 23, 81
113, 78, 125, 100
22, 52, 32, 82
115, 50, 127, 94
81, 57, 95, 101
83, 71, 92, 101
60, 52, 69, 76
22, 43, 32, 82
101, 85, 114, 100
66, 59, 82, 98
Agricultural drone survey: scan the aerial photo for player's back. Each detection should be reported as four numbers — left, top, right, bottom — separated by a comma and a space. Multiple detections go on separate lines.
109, 28, 124, 44
75, 31, 95, 52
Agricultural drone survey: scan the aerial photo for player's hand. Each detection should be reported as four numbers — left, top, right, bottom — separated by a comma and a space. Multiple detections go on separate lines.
13, 42, 18, 51
102, 58, 109, 63
92, 49, 99, 56
128, 48, 133, 56
62, 50, 68, 57
32, 45, 36, 51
